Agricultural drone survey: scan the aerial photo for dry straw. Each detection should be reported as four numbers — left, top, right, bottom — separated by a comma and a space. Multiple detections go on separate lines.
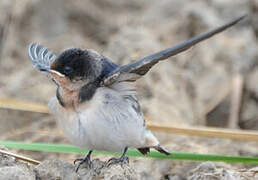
1, 97, 258, 142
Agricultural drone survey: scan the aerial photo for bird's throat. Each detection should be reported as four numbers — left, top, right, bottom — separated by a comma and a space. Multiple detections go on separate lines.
56, 86, 79, 109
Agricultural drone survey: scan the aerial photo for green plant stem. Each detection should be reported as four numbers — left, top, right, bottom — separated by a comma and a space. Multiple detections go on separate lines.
0, 141, 258, 165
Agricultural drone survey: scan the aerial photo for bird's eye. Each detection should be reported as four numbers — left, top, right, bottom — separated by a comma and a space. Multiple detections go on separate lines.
63, 66, 73, 75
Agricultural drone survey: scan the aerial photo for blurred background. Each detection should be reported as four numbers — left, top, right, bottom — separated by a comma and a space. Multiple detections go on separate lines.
1, 0, 258, 178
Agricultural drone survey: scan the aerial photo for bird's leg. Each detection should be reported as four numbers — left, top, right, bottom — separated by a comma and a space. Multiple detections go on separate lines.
106, 147, 129, 167
74, 150, 93, 172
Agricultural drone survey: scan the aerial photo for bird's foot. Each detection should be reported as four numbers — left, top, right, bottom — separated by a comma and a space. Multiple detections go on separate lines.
106, 155, 129, 167
74, 155, 92, 172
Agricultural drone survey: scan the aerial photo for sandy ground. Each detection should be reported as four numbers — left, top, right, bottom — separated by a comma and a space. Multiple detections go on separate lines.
1, 0, 258, 179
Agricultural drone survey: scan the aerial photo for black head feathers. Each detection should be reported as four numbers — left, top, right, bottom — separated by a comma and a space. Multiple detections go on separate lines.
51, 48, 100, 82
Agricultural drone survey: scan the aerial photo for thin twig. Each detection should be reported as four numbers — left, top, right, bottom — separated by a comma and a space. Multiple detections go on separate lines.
0, 98, 49, 114
147, 124, 258, 141
2, 98, 258, 141
0, 0, 16, 62
228, 74, 244, 129
0, 149, 40, 165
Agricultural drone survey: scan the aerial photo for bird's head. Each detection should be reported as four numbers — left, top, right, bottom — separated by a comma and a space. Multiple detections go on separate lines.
41, 48, 103, 91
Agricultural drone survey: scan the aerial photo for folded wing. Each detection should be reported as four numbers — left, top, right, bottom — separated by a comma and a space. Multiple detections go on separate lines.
102, 15, 246, 86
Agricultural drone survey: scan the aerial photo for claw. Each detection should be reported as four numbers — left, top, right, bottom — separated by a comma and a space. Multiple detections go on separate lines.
106, 147, 129, 167
106, 155, 129, 167
74, 150, 93, 172
73, 158, 84, 165
74, 156, 92, 172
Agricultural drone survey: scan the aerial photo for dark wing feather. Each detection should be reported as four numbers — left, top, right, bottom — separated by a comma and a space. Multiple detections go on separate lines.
27, 43, 56, 71
102, 15, 246, 86
100, 57, 120, 76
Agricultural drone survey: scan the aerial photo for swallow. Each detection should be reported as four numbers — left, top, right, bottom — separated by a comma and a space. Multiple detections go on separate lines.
27, 15, 245, 172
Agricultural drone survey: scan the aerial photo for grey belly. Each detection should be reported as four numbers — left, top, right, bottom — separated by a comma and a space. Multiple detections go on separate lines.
76, 101, 146, 152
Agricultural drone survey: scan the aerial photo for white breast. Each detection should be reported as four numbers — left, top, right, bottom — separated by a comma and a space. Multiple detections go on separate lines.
48, 82, 150, 152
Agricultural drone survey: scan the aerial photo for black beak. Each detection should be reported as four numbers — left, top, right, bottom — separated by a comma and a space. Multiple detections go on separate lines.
39, 67, 50, 72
